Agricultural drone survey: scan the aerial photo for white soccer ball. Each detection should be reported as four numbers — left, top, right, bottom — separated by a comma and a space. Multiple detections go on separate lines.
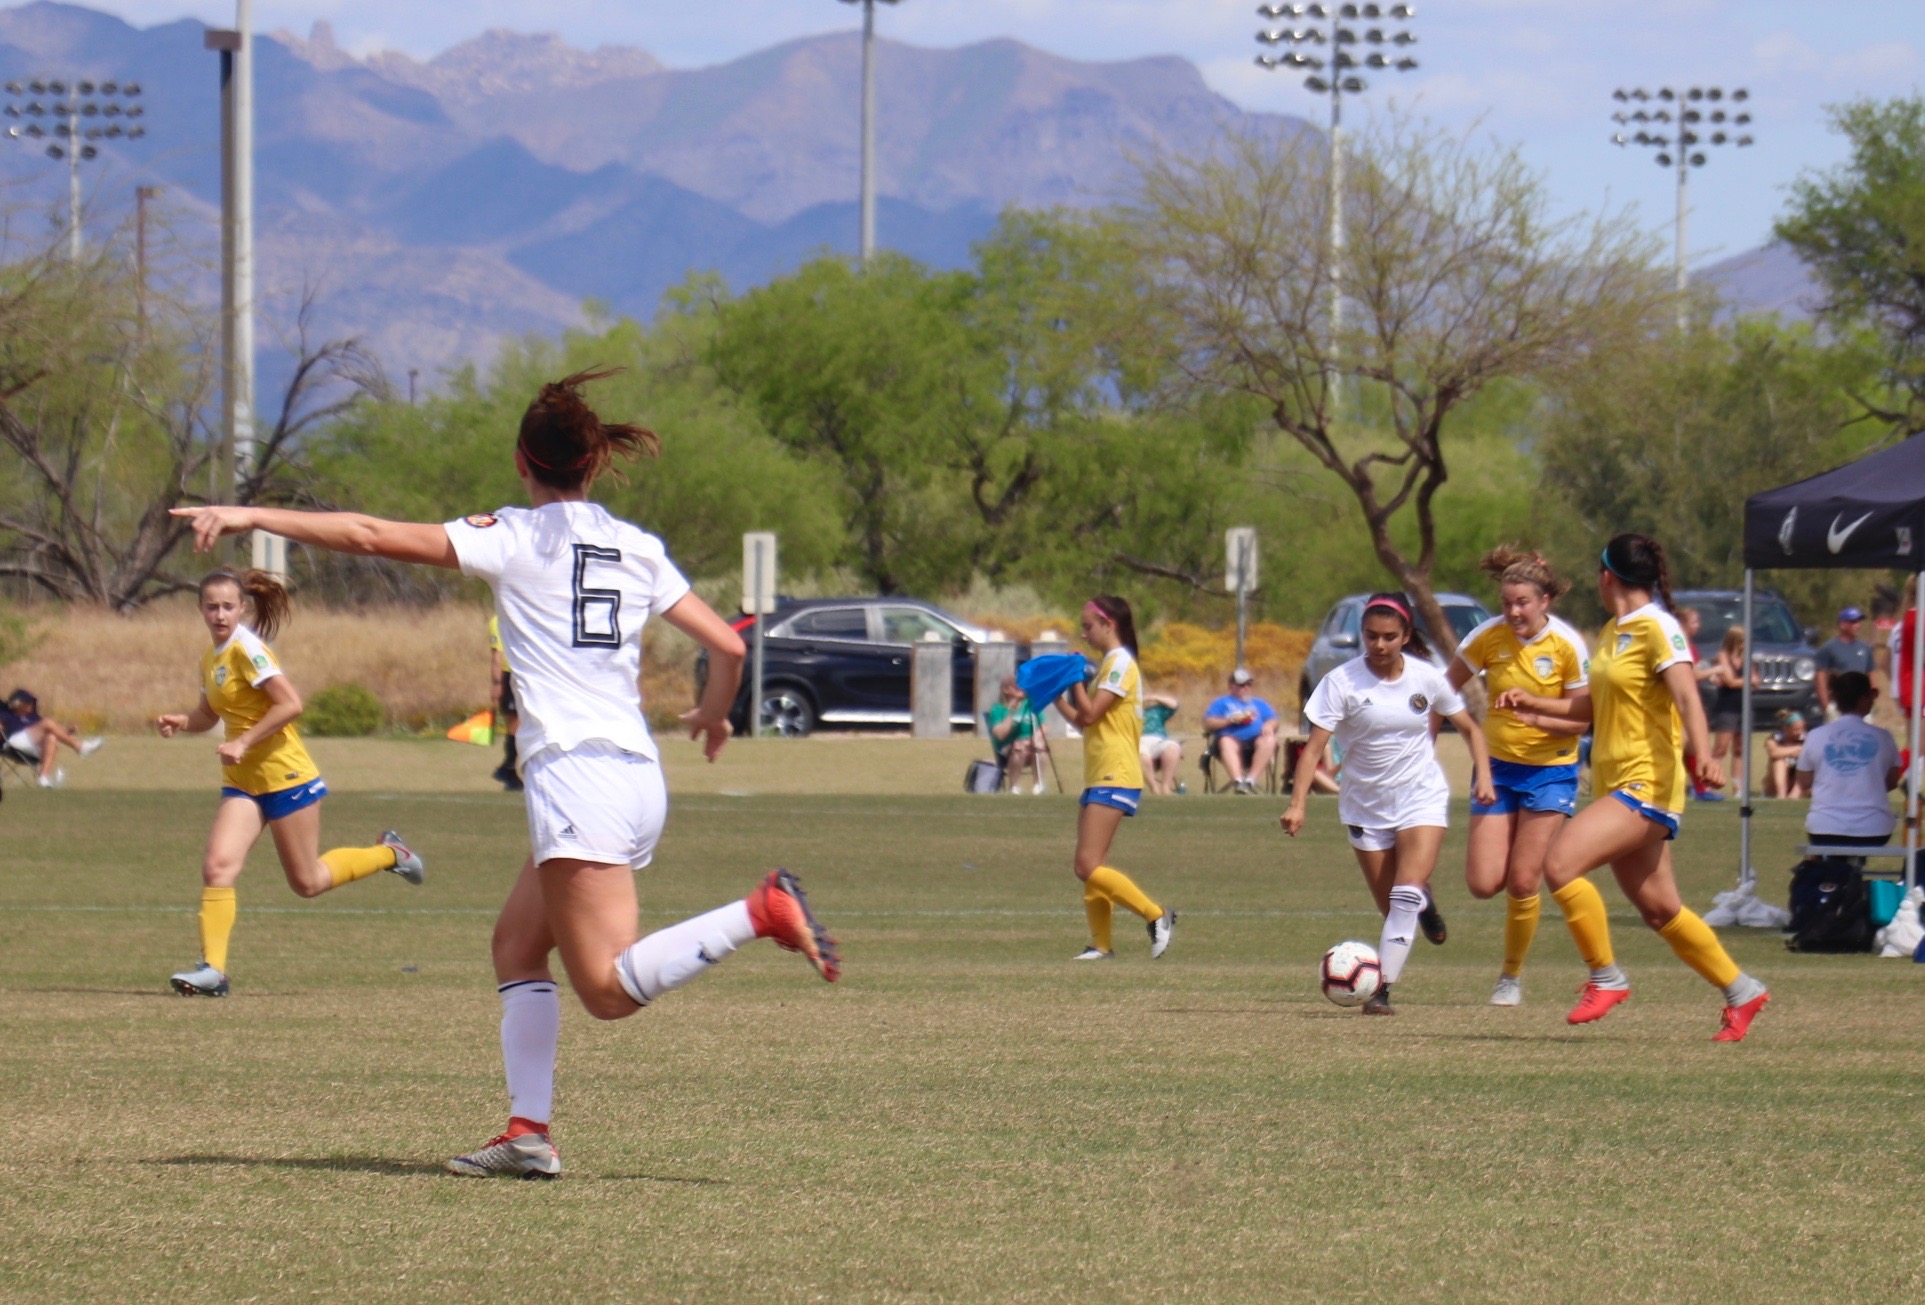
1320, 940, 1382, 1007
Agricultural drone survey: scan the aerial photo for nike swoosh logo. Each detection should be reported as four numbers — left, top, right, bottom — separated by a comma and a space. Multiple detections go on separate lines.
1828, 511, 1874, 553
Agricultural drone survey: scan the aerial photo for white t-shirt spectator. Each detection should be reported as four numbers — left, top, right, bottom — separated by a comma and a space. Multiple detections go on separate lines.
1796, 714, 1900, 838
1305, 655, 1464, 829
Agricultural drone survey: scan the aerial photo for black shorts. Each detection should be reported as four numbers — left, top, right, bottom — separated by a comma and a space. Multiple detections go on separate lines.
498, 672, 517, 717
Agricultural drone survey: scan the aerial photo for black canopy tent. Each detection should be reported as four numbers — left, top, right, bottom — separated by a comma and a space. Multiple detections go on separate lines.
1740, 435, 1925, 894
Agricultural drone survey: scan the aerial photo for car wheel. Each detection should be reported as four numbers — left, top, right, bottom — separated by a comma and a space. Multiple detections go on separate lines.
758, 687, 817, 738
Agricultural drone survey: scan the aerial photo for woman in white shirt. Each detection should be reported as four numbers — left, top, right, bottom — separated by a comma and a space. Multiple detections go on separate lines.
1282, 594, 1495, 1015
1796, 671, 1903, 848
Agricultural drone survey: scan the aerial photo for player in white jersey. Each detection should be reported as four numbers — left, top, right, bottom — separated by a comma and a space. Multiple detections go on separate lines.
173, 367, 840, 1178
1281, 594, 1495, 1015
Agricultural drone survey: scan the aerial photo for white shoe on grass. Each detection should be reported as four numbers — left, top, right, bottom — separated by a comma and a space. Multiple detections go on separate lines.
170, 962, 229, 997
379, 830, 425, 885
79, 737, 105, 757
37, 768, 65, 789
446, 1130, 561, 1180
1072, 946, 1114, 961
1490, 974, 1523, 1007
1148, 910, 1176, 959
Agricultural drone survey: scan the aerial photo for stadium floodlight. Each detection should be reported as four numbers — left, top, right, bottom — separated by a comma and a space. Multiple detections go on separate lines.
3, 76, 145, 260
838, 0, 902, 267
1611, 85, 1754, 329
1254, 0, 1418, 407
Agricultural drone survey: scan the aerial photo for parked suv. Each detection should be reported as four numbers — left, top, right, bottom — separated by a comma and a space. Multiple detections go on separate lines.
1672, 589, 1818, 727
1299, 592, 1494, 709
695, 597, 1004, 737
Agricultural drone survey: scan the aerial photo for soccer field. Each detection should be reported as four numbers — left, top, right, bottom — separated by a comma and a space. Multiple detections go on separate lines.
2, 748, 1921, 1302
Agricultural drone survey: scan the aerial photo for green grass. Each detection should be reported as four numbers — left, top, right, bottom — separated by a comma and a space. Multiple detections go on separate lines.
1, 755, 1922, 1302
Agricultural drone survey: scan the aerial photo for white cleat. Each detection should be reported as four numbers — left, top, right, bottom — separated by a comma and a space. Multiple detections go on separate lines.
170, 962, 230, 997
1072, 946, 1114, 961
79, 736, 105, 757
379, 830, 425, 886
37, 767, 65, 789
1490, 974, 1523, 1007
1148, 910, 1176, 959
446, 1130, 561, 1180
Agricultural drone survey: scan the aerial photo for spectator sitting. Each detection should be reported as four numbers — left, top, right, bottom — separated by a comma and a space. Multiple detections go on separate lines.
1814, 606, 1875, 721
1203, 667, 1279, 794
985, 675, 1045, 794
1, 687, 103, 789
1139, 690, 1184, 796
1763, 711, 1810, 798
1795, 671, 1903, 854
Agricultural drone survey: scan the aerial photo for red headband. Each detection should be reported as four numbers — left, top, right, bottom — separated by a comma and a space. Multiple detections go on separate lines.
1084, 600, 1111, 623
1364, 596, 1412, 623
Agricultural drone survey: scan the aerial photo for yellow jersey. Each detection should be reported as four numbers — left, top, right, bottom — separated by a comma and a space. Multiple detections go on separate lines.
200, 626, 320, 796
1456, 615, 1590, 767
1083, 647, 1145, 790
1589, 603, 1691, 813
488, 614, 512, 673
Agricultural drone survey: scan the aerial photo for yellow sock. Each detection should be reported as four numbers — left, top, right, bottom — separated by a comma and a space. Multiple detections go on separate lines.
1501, 892, 1542, 978
320, 844, 397, 889
199, 886, 237, 973
1551, 878, 1615, 971
1083, 881, 1114, 953
1085, 866, 1161, 922
1657, 908, 1741, 989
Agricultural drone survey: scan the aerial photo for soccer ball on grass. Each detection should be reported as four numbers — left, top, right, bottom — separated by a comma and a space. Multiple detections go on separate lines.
1319, 940, 1382, 1007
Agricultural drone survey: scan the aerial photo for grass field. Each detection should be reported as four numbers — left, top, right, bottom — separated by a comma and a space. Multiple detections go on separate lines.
2, 740, 1922, 1302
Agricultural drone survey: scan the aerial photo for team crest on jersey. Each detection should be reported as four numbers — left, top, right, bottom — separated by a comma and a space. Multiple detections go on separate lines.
1616, 633, 1634, 654
213, 666, 227, 686
1671, 634, 1686, 651
252, 653, 269, 670
1532, 654, 1554, 678
1408, 693, 1429, 714
465, 513, 499, 528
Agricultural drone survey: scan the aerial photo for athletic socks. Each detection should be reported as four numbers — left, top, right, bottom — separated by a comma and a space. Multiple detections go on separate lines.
613, 901, 757, 1005
1501, 892, 1541, 978
1083, 881, 1114, 953
320, 843, 398, 889
1085, 866, 1160, 922
1657, 908, 1742, 990
499, 980, 559, 1126
1590, 962, 1629, 990
1379, 884, 1425, 984
1722, 972, 1768, 1007
1552, 878, 1616, 972
198, 886, 237, 973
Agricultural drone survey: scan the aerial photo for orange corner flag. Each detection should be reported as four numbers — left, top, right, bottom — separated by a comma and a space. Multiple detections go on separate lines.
447, 710, 494, 746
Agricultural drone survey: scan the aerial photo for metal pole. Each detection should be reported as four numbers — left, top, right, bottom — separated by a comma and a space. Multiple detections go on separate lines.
1675, 148, 1689, 332
65, 92, 80, 261
1907, 572, 1923, 892
235, 1, 257, 531
858, 0, 877, 265
212, 33, 238, 522
135, 185, 156, 328
1235, 535, 1250, 669
1327, 86, 1344, 414
1738, 570, 1755, 890
751, 548, 767, 740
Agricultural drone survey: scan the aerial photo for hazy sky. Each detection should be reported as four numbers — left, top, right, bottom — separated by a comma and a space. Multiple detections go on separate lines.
85, 1, 1924, 266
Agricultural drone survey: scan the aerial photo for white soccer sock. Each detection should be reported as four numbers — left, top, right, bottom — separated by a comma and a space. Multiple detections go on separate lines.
613, 900, 757, 1005
1379, 884, 1425, 985
499, 979, 559, 1125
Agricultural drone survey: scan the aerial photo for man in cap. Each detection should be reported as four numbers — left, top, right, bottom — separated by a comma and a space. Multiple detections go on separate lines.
1814, 606, 1875, 720
1203, 668, 1279, 794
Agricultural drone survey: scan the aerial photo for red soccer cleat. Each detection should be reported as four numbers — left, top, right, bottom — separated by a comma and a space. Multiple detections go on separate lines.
1567, 982, 1630, 1025
1712, 990, 1769, 1043
747, 868, 841, 983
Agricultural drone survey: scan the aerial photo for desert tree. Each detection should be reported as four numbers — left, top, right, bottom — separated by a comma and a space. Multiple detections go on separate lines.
1121, 114, 1671, 644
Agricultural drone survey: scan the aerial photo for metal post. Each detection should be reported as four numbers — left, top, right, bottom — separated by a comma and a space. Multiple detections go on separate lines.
1738, 570, 1755, 890
751, 547, 766, 740
1907, 572, 1923, 892
1235, 535, 1250, 670
1674, 146, 1689, 332
235, 1, 257, 546
65, 91, 80, 261
1327, 87, 1344, 415
857, 0, 877, 265
135, 185, 157, 328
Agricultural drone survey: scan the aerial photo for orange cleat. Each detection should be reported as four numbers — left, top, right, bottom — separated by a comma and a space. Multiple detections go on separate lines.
1567, 982, 1630, 1025
1712, 990, 1769, 1043
747, 868, 841, 983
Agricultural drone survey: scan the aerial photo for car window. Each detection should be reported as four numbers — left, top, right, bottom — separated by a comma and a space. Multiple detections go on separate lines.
881, 608, 959, 644
1681, 598, 1801, 645
1440, 604, 1489, 645
788, 608, 869, 641
1340, 603, 1361, 638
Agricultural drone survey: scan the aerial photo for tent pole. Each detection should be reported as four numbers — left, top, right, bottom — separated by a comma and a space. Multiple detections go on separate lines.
1738, 571, 1755, 891
1908, 571, 1923, 893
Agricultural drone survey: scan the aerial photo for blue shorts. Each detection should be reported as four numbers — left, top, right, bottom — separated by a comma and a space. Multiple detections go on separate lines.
1609, 789, 1679, 840
1080, 786, 1141, 816
222, 777, 329, 821
1472, 759, 1579, 817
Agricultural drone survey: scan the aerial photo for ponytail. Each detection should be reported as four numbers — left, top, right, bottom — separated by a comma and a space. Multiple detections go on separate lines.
1363, 592, 1433, 661
1479, 544, 1568, 600
518, 366, 660, 491
200, 567, 291, 641
1601, 533, 1674, 614
1088, 594, 1138, 656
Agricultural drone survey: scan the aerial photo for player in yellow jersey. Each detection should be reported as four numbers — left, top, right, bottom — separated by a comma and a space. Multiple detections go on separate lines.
1048, 595, 1176, 961
1448, 547, 1591, 1008
155, 567, 425, 997
1495, 534, 1770, 1042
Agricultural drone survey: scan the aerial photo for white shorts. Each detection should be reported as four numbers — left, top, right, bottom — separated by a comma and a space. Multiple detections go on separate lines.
1341, 788, 1449, 852
1139, 735, 1179, 762
5, 728, 39, 759
523, 741, 667, 869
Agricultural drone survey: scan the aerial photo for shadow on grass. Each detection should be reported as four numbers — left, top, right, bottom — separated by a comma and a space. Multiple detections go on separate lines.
595, 1173, 732, 1185
1407, 1031, 1604, 1045
144, 1154, 446, 1176
9, 986, 309, 999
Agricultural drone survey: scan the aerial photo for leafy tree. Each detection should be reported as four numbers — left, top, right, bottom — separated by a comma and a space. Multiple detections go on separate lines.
1775, 96, 1925, 430
1119, 115, 1670, 645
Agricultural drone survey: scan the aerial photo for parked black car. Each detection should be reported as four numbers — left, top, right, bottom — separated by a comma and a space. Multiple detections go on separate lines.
1673, 589, 1819, 727
694, 597, 1010, 737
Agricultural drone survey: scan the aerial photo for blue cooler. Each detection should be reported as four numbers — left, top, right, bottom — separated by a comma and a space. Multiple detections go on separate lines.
1869, 878, 1904, 927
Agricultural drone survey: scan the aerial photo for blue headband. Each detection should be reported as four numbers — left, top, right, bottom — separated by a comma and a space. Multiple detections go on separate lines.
1600, 546, 1636, 584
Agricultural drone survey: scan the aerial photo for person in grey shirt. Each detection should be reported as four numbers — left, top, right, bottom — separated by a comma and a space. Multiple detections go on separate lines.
1815, 606, 1876, 719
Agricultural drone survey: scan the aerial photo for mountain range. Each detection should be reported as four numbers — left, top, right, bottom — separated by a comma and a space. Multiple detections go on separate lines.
0, 2, 1812, 397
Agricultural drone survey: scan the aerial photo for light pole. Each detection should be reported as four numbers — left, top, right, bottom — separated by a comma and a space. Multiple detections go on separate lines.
1256, 3, 1418, 378
206, 3, 263, 571
1611, 85, 1754, 329
3, 77, 146, 260
838, 0, 900, 266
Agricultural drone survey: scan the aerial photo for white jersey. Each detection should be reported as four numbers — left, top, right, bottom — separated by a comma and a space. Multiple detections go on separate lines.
1305, 655, 1465, 829
445, 503, 691, 763
1797, 714, 1900, 839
